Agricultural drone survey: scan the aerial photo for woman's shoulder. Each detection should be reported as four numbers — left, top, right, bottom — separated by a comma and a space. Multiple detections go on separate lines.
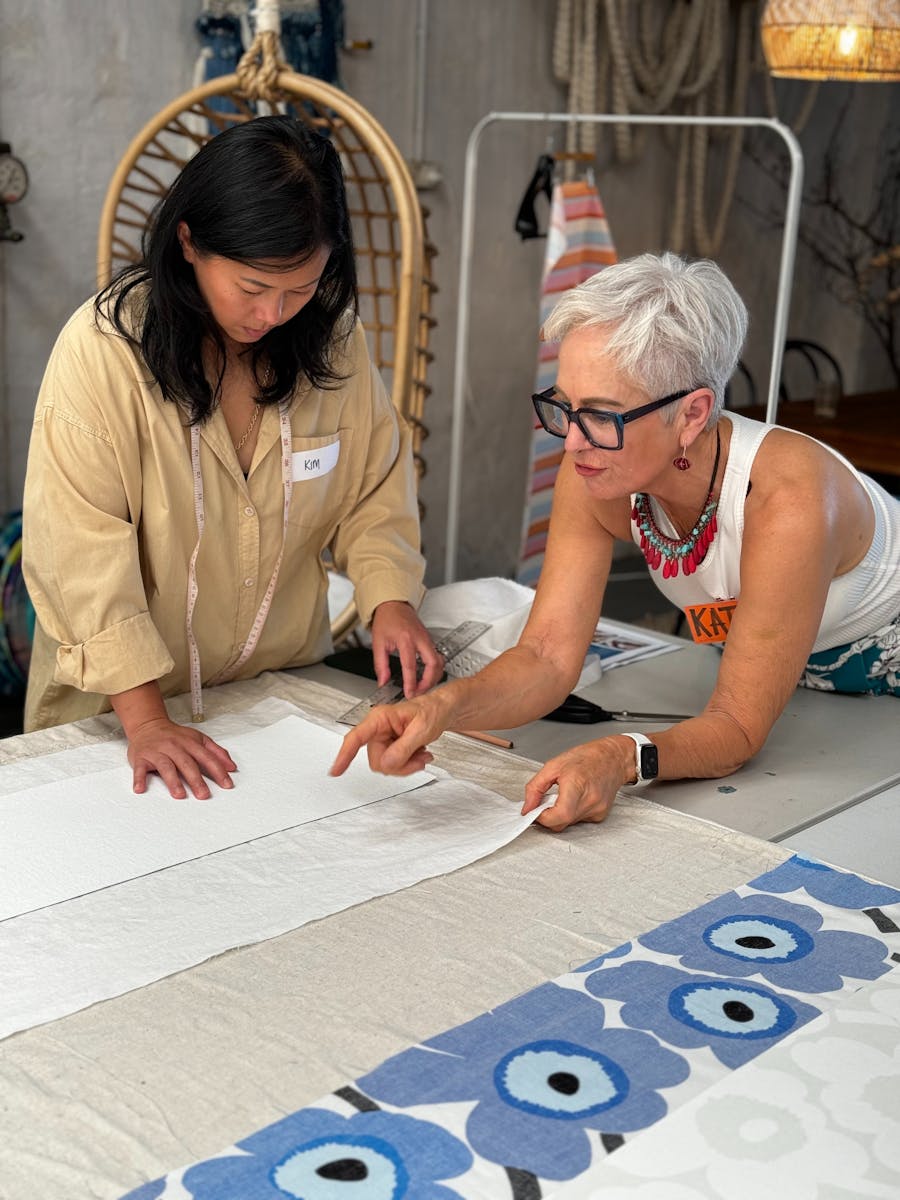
725, 410, 847, 480
738, 415, 873, 533
321, 313, 387, 412
92, 276, 150, 340
749, 420, 844, 474
329, 310, 370, 371
40, 285, 153, 429
53, 279, 148, 355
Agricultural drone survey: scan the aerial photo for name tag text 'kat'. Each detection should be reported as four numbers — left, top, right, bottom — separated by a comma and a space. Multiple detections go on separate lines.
684, 601, 737, 644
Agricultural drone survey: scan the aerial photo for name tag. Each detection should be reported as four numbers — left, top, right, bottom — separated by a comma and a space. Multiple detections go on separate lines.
684, 601, 737, 644
292, 439, 340, 481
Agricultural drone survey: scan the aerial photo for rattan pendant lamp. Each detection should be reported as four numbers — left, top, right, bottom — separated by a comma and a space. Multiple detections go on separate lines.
760, 0, 900, 81
97, 0, 435, 642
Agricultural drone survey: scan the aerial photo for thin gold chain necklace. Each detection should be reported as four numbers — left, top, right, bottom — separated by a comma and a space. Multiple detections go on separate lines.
233, 402, 261, 451
231, 364, 271, 452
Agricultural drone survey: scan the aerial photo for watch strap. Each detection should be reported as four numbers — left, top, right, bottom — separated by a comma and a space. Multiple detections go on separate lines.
621, 732, 658, 786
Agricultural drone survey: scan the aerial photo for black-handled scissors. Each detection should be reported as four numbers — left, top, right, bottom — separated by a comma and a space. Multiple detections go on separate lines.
542, 693, 694, 724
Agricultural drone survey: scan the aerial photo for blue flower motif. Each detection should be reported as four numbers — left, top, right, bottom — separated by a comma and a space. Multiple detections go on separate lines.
179, 1107, 471, 1200
750, 856, 900, 909
637, 890, 891, 992
121, 1182, 166, 1200
583, 960, 821, 1069
359, 982, 688, 1182
573, 940, 633, 973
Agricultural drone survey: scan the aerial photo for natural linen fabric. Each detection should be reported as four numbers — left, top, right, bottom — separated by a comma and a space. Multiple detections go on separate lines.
22, 298, 425, 730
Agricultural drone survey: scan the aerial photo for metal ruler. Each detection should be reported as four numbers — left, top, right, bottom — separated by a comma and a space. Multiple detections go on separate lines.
337, 619, 491, 725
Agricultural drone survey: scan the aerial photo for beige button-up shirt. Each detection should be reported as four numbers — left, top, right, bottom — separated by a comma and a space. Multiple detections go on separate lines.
23, 297, 425, 730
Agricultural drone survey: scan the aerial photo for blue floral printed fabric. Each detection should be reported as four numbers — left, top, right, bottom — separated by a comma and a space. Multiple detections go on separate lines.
582, 959, 821, 1070
628, 889, 890, 990
179, 1109, 471, 1200
751, 854, 900, 909
122, 855, 900, 1199
360, 982, 689, 1180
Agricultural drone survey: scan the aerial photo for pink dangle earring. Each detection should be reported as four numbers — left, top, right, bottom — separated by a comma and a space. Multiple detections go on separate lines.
673, 442, 691, 471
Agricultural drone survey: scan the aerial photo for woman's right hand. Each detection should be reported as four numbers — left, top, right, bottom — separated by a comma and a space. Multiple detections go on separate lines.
330, 695, 446, 778
126, 717, 238, 799
111, 681, 237, 799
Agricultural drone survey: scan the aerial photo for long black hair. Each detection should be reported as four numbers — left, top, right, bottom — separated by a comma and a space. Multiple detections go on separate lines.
97, 115, 358, 421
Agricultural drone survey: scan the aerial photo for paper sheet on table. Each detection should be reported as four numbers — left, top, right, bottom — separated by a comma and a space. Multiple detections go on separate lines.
588, 616, 682, 671
0, 714, 432, 922
0, 699, 553, 1040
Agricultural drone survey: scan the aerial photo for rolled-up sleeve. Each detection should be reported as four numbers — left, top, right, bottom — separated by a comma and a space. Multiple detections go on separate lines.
23, 324, 175, 700
52, 613, 174, 694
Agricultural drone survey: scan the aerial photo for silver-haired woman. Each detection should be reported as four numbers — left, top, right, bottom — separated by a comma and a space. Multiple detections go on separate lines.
332, 252, 900, 830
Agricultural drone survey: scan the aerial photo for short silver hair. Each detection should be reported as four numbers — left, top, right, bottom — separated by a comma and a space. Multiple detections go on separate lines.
542, 252, 748, 426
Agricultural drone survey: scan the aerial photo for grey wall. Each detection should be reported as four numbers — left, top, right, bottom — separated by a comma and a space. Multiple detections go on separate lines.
1, 1, 896, 586
0, 0, 199, 514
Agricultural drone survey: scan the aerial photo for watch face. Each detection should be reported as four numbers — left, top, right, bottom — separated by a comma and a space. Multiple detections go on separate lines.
640, 743, 659, 779
0, 155, 28, 204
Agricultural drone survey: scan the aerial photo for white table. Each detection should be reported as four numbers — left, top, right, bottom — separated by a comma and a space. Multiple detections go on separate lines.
784, 780, 900, 888
303, 630, 900, 844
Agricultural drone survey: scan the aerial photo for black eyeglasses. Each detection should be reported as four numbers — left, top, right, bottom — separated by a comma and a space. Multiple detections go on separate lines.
532, 387, 693, 450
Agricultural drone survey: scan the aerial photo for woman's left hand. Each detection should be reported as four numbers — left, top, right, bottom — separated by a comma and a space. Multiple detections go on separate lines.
370, 600, 444, 697
521, 735, 635, 831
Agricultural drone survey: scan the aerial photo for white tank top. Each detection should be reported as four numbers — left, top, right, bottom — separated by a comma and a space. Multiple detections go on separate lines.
629, 410, 900, 652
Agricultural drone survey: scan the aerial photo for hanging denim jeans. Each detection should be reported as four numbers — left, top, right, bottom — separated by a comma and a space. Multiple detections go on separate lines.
195, 13, 245, 128
280, 2, 344, 86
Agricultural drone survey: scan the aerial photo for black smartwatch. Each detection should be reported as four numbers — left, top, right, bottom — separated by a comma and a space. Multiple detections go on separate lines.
622, 733, 659, 786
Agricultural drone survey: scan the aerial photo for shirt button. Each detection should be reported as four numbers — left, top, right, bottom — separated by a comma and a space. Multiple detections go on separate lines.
244, 577, 255, 588
243, 505, 255, 517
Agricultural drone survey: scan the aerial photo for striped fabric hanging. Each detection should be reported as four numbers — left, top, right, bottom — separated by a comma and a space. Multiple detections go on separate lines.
516, 178, 617, 586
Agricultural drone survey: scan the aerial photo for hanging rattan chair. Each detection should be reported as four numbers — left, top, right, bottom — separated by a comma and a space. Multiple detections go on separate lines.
97, 68, 435, 643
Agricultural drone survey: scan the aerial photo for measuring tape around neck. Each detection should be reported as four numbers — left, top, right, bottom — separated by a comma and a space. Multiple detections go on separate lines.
186, 403, 293, 721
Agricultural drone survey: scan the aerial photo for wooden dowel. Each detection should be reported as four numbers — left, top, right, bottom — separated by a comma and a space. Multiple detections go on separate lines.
458, 729, 514, 749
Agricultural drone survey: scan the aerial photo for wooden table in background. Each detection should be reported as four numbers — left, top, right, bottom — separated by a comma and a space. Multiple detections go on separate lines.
745, 388, 900, 479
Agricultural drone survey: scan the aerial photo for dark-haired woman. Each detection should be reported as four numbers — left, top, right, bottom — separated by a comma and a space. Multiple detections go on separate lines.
23, 116, 440, 798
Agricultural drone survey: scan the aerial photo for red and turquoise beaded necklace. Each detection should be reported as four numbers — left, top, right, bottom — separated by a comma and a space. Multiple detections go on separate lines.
632, 428, 721, 579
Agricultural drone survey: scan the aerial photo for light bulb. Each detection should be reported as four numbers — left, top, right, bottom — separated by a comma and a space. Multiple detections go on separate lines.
837, 26, 859, 56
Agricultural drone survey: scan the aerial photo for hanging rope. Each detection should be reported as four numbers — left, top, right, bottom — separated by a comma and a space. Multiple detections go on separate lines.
577, 0, 598, 162
236, 0, 289, 103
552, 0, 819, 257
604, 0, 707, 115
552, 0, 572, 84
688, 0, 754, 257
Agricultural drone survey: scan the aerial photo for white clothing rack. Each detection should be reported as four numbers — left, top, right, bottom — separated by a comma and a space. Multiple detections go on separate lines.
444, 111, 804, 583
